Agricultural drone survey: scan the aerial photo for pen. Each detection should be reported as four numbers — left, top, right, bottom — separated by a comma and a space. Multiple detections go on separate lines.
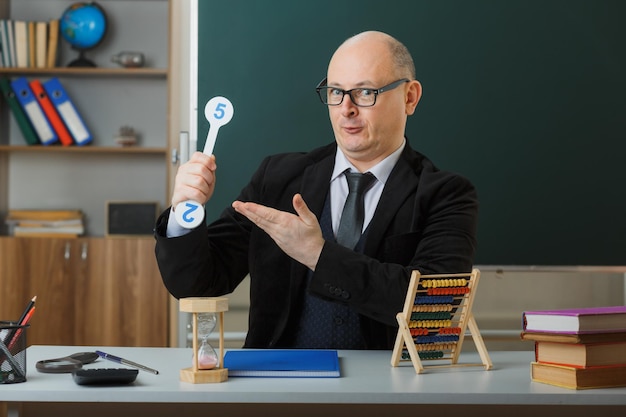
95, 350, 159, 375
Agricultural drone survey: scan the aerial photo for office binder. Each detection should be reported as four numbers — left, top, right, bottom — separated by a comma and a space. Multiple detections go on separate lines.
30, 79, 73, 146
42, 77, 92, 145
10, 77, 57, 145
0, 77, 39, 145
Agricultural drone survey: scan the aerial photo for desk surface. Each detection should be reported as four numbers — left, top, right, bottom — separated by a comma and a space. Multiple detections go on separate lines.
1, 345, 625, 407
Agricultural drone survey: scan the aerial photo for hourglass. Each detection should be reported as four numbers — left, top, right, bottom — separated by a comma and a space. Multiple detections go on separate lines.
179, 297, 229, 383
197, 313, 218, 369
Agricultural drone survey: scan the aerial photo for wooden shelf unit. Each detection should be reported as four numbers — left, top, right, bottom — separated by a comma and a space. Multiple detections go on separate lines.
0, 0, 175, 347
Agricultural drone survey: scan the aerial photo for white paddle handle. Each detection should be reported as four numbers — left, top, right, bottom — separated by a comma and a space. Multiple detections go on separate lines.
175, 96, 234, 229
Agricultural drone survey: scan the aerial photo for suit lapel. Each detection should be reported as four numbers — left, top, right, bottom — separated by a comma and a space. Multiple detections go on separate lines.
363, 148, 420, 256
299, 155, 335, 217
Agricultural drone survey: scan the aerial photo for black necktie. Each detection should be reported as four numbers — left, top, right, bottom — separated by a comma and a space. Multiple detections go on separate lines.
336, 171, 376, 249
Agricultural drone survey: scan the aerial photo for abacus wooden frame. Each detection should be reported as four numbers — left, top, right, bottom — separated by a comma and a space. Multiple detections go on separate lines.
390, 268, 493, 374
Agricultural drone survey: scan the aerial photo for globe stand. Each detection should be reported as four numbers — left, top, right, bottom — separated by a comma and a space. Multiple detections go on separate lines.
67, 49, 96, 67
179, 297, 229, 383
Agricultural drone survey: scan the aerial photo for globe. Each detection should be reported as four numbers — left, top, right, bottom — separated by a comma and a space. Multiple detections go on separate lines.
60, 2, 108, 67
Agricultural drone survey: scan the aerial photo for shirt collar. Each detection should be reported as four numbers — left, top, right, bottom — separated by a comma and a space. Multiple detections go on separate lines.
332, 139, 406, 184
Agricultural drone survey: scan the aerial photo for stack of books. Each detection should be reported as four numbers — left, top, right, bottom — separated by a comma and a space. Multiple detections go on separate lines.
5, 209, 85, 238
0, 18, 59, 69
522, 306, 626, 389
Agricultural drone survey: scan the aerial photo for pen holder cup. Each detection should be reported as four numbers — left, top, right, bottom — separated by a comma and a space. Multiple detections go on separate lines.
0, 321, 29, 384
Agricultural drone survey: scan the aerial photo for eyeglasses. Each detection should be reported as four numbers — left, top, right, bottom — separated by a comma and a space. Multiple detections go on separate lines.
315, 78, 409, 107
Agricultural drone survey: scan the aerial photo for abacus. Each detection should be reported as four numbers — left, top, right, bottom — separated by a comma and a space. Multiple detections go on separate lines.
390, 268, 492, 373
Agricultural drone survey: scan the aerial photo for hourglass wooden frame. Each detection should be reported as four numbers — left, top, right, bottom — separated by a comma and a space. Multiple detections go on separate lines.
391, 268, 492, 374
179, 297, 229, 383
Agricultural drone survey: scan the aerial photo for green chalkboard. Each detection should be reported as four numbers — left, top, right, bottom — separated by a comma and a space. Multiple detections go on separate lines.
197, 0, 626, 266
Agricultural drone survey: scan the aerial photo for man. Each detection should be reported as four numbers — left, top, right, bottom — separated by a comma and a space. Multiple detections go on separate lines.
155, 31, 478, 350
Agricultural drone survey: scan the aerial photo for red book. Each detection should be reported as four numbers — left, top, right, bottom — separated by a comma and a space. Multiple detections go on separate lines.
29, 79, 74, 146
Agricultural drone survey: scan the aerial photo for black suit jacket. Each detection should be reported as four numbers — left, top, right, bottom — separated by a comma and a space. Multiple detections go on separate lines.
155, 141, 478, 349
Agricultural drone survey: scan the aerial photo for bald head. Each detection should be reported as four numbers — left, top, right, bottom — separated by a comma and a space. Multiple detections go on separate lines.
332, 31, 416, 80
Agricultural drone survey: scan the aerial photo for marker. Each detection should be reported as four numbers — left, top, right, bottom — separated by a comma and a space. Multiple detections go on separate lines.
175, 96, 235, 229
96, 350, 159, 375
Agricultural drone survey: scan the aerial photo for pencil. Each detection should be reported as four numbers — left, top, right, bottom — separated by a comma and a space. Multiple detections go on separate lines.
8, 306, 36, 351
18, 296, 37, 325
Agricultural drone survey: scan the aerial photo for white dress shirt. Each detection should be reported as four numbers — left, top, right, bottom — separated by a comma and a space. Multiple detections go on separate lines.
329, 140, 405, 236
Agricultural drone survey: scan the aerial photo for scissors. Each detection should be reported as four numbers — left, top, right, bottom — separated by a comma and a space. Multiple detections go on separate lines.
36, 351, 100, 373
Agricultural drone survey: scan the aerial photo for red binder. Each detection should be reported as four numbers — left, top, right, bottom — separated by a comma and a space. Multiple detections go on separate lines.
29, 79, 74, 146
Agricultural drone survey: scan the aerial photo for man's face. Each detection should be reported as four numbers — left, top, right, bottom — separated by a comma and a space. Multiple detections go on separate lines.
326, 37, 419, 171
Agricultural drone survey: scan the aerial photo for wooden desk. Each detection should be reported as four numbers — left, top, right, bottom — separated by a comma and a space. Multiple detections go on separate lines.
1, 346, 626, 417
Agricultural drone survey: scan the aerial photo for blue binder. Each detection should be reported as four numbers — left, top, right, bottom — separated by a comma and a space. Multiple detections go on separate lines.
42, 77, 92, 146
10, 77, 58, 145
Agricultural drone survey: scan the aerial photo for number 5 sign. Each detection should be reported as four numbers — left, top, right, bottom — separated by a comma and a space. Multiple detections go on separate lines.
175, 96, 235, 229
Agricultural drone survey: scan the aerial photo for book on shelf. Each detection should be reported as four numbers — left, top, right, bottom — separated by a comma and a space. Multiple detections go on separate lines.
10, 76, 58, 145
9, 218, 83, 228
0, 76, 40, 145
35, 21, 47, 69
4, 19, 16, 68
522, 306, 626, 334
534, 340, 626, 368
28, 21, 35, 68
6, 209, 83, 221
223, 349, 340, 378
30, 79, 74, 146
12, 225, 84, 237
13, 20, 28, 68
531, 361, 626, 390
46, 19, 58, 68
0, 20, 8, 67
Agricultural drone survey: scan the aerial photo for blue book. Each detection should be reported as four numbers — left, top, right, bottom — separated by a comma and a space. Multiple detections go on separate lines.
42, 77, 93, 146
10, 77, 58, 145
223, 349, 340, 378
